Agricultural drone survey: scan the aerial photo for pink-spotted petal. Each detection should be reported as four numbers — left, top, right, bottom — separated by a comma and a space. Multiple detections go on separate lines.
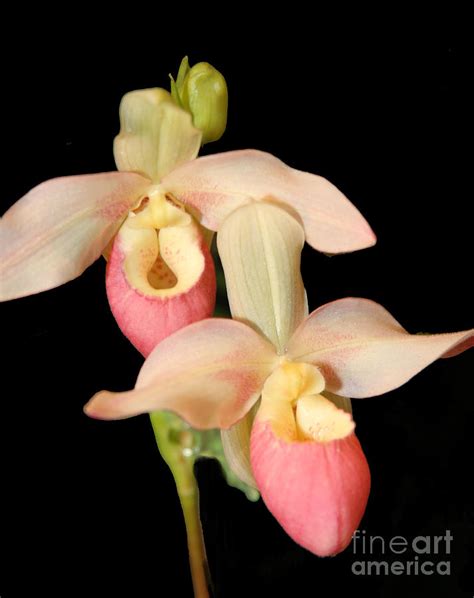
162, 149, 376, 253
0, 172, 150, 300
287, 298, 474, 398
85, 319, 278, 428
250, 407, 370, 556
106, 221, 216, 357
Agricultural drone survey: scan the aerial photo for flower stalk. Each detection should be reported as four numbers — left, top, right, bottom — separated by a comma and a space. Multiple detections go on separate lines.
150, 412, 210, 598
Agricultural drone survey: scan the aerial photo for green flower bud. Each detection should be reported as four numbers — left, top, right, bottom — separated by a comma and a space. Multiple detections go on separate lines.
170, 57, 228, 144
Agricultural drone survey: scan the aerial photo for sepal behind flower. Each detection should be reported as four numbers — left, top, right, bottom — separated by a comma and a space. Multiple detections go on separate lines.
114, 88, 202, 182
217, 202, 306, 352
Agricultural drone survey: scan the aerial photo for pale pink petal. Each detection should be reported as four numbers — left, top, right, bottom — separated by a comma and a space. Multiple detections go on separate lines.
250, 413, 370, 556
0, 172, 150, 301
84, 319, 278, 428
287, 298, 474, 398
162, 149, 376, 253
106, 220, 216, 357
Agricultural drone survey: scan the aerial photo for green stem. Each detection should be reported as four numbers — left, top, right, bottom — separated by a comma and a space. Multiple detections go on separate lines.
177, 473, 209, 598
150, 413, 210, 598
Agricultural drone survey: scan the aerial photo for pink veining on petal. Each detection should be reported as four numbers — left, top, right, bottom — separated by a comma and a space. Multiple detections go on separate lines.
250, 420, 371, 557
0, 172, 150, 301
84, 318, 278, 428
214, 369, 269, 427
287, 297, 474, 398
162, 149, 376, 254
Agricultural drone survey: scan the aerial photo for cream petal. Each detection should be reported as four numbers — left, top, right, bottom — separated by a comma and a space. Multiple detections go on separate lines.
221, 403, 259, 489
85, 319, 278, 428
217, 202, 306, 352
113, 88, 202, 182
287, 297, 474, 398
163, 149, 376, 253
0, 172, 150, 301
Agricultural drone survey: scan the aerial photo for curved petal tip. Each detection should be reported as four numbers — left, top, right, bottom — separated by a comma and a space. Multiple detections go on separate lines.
288, 298, 474, 398
85, 318, 277, 428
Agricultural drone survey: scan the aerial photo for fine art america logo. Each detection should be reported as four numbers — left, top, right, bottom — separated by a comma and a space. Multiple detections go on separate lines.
351, 530, 453, 576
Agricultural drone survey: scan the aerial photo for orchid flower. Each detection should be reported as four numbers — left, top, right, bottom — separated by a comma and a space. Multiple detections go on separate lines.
0, 124, 378, 358
85, 289, 472, 556
0, 88, 216, 356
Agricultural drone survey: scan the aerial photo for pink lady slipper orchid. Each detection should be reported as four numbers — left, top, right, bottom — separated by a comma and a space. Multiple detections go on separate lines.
84, 296, 473, 556
1, 122, 377, 357
0, 89, 217, 356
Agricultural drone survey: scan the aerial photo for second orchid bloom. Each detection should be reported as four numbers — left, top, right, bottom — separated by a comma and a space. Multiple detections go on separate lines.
86, 294, 472, 556
85, 180, 472, 556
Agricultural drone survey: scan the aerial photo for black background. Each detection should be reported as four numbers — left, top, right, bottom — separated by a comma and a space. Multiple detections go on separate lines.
1, 13, 473, 598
